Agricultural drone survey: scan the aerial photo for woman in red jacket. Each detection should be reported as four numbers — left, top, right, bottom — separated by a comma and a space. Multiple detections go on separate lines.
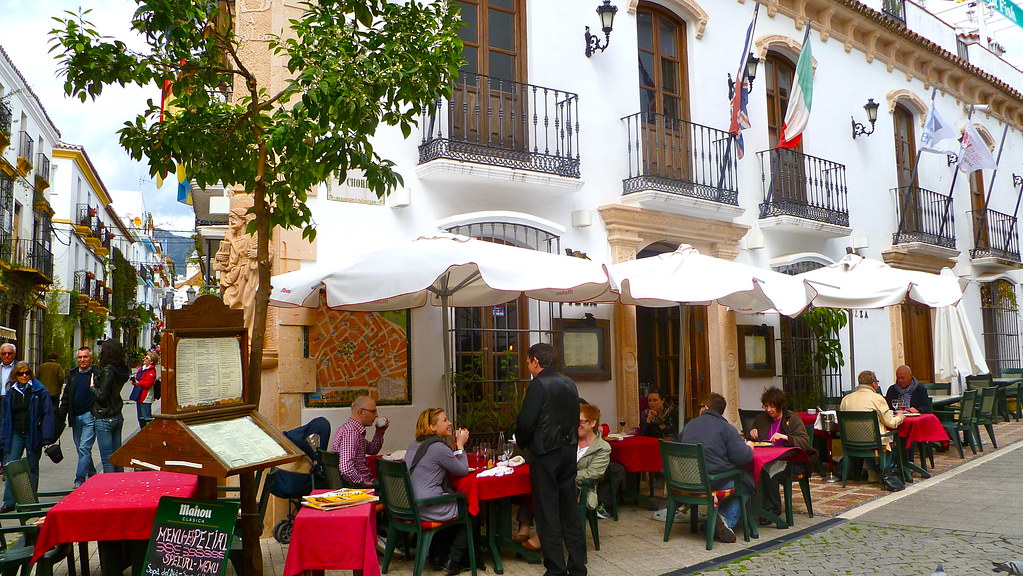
130, 351, 158, 429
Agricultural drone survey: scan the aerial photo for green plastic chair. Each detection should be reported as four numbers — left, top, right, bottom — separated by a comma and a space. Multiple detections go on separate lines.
659, 440, 750, 550
1006, 381, 1022, 422
737, 410, 760, 437
965, 374, 993, 390
836, 411, 894, 488
934, 388, 979, 458
226, 469, 276, 575
973, 386, 999, 450
780, 457, 814, 526
578, 477, 601, 560
376, 458, 477, 576
922, 382, 951, 396
5, 458, 81, 576
317, 450, 344, 489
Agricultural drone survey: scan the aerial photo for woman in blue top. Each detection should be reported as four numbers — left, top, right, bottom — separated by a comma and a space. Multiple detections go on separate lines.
0, 361, 57, 510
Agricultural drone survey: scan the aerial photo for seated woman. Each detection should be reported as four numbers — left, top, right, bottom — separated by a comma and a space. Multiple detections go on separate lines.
746, 387, 814, 518
514, 402, 611, 550
406, 408, 471, 575
640, 388, 679, 439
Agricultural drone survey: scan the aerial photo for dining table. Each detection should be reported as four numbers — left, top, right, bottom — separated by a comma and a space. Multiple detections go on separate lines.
748, 446, 810, 535
607, 434, 662, 509
931, 394, 963, 409
282, 493, 380, 576
450, 461, 537, 574
894, 412, 949, 480
32, 471, 201, 576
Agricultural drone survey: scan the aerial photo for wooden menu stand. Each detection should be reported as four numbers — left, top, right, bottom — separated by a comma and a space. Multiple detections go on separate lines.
111, 295, 302, 576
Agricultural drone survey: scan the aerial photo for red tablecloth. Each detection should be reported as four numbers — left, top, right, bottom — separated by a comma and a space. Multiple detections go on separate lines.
898, 413, 949, 445
798, 412, 816, 426
32, 472, 200, 564
283, 495, 380, 576
608, 435, 662, 473
751, 446, 809, 481
450, 465, 532, 516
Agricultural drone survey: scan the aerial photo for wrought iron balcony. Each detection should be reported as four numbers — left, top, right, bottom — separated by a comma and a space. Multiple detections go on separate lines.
11, 238, 53, 282
76, 204, 95, 229
18, 131, 33, 160
891, 185, 956, 249
758, 148, 849, 227
0, 101, 11, 149
883, 0, 906, 24
75, 270, 92, 296
621, 112, 738, 205
970, 208, 1020, 262
420, 71, 580, 178
35, 153, 51, 189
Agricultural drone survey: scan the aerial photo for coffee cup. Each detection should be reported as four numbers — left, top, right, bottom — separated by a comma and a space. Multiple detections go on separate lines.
807, 408, 817, 415
375, 417, 388, 428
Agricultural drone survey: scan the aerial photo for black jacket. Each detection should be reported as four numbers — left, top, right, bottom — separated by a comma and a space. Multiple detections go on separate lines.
515, 368, 579, 456
58, 367, 94, 428
884, 380, 932, 413
91, 363, 131, 419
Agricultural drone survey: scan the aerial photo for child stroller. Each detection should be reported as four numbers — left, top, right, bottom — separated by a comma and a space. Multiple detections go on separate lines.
270, 417, 331, 543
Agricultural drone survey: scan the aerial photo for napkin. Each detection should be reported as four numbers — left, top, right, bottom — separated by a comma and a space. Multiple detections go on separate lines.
498, 455, 525, 467
813, 410, 837, 431
382, 450, 406, 461
476, 466, 514, 478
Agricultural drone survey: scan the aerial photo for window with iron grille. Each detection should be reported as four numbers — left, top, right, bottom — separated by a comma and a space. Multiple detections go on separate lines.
445, 222, 563, 415
776, 261, 845, 404
980, 280, 1020, 376
0, 173, 12, 263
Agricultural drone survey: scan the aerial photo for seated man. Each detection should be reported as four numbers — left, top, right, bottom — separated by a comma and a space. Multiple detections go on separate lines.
884, 365, 931, 414
330, 395, 388, 486
840, 370, 906, 482
679, 392, 753, 544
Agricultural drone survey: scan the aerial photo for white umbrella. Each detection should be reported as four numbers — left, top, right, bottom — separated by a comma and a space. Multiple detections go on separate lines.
268, 233, 613, 414
796, 253, 964, 309
933, 270, 988, 393
607, 244, 817, 317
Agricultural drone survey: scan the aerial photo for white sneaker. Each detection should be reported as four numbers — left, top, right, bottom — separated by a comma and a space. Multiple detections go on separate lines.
652, 507, 668, 521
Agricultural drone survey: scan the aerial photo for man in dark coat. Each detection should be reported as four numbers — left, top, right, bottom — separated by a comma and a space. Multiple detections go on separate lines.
885, 365, 931, 413
515, 343, 585, 576
679, 392, 753, 544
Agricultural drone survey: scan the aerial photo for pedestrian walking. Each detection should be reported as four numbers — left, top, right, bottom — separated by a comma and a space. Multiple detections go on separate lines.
0, 343, 18, 395
129, 351, 158, 429
0, 362, 58, 511
36, 352, 65, 410
92, 339, 130, 473
58, 346, 98, 488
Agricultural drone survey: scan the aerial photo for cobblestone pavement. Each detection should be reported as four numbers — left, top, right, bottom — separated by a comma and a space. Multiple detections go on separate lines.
684, 440, 1023, 576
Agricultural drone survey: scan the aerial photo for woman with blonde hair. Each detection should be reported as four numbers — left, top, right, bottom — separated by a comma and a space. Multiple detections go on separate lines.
405, 408, 471, 575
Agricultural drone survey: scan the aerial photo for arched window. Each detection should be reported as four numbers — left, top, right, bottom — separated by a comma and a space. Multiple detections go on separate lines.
764, 52, 796, 149
637, 5, 689, 120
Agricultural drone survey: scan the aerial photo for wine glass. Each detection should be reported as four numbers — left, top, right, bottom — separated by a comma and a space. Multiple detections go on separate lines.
892, 398, 903, 412
618, 417, 627, 435
503, 442, 514, 462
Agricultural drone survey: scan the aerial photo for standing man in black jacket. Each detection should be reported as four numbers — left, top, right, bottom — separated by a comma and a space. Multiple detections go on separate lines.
515, 342, 586, 576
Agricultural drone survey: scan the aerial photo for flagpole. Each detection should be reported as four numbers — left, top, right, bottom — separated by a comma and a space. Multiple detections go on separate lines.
972, 121, 1009, 253
720, 3, 761, 196
896, 87, 937, 241
936, 104, 976, 240
1005, 176, 1023, 253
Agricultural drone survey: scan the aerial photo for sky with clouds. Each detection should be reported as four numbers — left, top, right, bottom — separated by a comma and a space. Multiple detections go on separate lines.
2, 0, 1022, 241
2, 0, 196, 234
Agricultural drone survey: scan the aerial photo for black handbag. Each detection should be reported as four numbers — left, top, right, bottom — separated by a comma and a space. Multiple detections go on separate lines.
880, 462, 904, 492
44, 441, 64, 464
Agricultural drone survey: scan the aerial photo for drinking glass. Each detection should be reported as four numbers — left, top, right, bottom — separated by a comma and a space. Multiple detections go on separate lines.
618, 418, 627, 435
503, 442, 514, 462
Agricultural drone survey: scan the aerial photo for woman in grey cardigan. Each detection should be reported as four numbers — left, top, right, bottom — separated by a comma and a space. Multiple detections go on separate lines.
405, 408, 471, 575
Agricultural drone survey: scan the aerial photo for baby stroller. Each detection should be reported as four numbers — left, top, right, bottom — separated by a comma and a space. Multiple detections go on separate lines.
270, 417, 331, 543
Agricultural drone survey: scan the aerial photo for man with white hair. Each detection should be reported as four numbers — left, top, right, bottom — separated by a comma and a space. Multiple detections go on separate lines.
0, 344, 16, 394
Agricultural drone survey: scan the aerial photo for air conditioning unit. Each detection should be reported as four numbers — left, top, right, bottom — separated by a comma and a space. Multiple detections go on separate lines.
55, 291, 71, 315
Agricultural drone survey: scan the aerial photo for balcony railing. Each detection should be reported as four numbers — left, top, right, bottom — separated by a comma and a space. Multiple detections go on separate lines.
420, 71, 580, 178
0, 229, 10, 264
0, 100, 11, 138
970, 208, 1020, 262
892, 185, 956, 249
36, 153, 51, 187
882, 0, 906, 24
12, 238, 53, 281
76, 204, 95, 229
18, 131, 33, 160
75, 270, 91, 296
621, 112, 738, 205
758, 148, 849, 227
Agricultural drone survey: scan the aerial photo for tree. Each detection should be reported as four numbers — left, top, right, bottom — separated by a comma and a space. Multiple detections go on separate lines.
50, 2, 462, 573
50, 0, 462, 405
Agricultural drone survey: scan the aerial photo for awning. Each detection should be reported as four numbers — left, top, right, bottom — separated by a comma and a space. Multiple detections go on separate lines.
0, 325, 15, 340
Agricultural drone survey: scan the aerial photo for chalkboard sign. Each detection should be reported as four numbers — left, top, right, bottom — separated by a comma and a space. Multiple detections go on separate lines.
143, 497, 240, 576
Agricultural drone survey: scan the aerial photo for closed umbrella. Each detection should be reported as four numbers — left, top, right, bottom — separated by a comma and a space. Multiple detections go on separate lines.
933, 270, 988, 393
269, 233, 613, 416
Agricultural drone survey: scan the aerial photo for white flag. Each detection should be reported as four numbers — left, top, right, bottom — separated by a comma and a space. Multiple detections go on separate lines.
958, 123, 997, 174
919, 101, 958, 153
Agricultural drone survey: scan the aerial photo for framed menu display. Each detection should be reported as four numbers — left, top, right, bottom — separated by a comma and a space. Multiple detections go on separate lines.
175, 337, 245, 410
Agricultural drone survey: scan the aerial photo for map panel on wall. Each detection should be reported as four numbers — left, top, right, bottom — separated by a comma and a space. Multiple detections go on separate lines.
305, 303, 411, 407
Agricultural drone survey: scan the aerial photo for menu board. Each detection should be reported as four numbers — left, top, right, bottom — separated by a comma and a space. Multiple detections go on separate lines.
175, 337, 244, 409
143, 497, 239, 576
190, 416, 289, 468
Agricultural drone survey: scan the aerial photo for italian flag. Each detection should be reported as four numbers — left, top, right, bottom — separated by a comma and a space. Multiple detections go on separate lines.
778, 29, 814, 149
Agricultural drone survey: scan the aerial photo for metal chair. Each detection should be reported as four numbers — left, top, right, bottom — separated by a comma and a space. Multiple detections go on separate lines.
973, 386, 999, 450
375, 458, 477, 576
659, 440, 750, 550
934, 388, 979, 458
836, 411, 894, 488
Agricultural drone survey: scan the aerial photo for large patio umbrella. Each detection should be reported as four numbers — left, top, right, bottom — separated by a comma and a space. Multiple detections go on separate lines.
269, 233, 613, 416
933, 270, 988, 393
795, 253, 963, 309
607, 244, 817, 317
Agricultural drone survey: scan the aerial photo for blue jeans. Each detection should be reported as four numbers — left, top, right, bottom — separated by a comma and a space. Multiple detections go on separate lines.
136, 402, 153, 429
95, 414, 124, 473
72, 412, 97, 486
4, 432, 41, 507
716, 480, 749, 530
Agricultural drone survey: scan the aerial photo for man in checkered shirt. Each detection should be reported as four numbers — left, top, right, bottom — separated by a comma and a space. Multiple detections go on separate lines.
331, 395, 388, 486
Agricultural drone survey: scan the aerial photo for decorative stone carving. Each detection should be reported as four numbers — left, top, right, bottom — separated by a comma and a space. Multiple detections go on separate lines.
214, 193, 274, 331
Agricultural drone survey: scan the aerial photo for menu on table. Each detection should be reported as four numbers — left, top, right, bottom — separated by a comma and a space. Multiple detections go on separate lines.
190, 417, 288, 468
175, 337, 244, 409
